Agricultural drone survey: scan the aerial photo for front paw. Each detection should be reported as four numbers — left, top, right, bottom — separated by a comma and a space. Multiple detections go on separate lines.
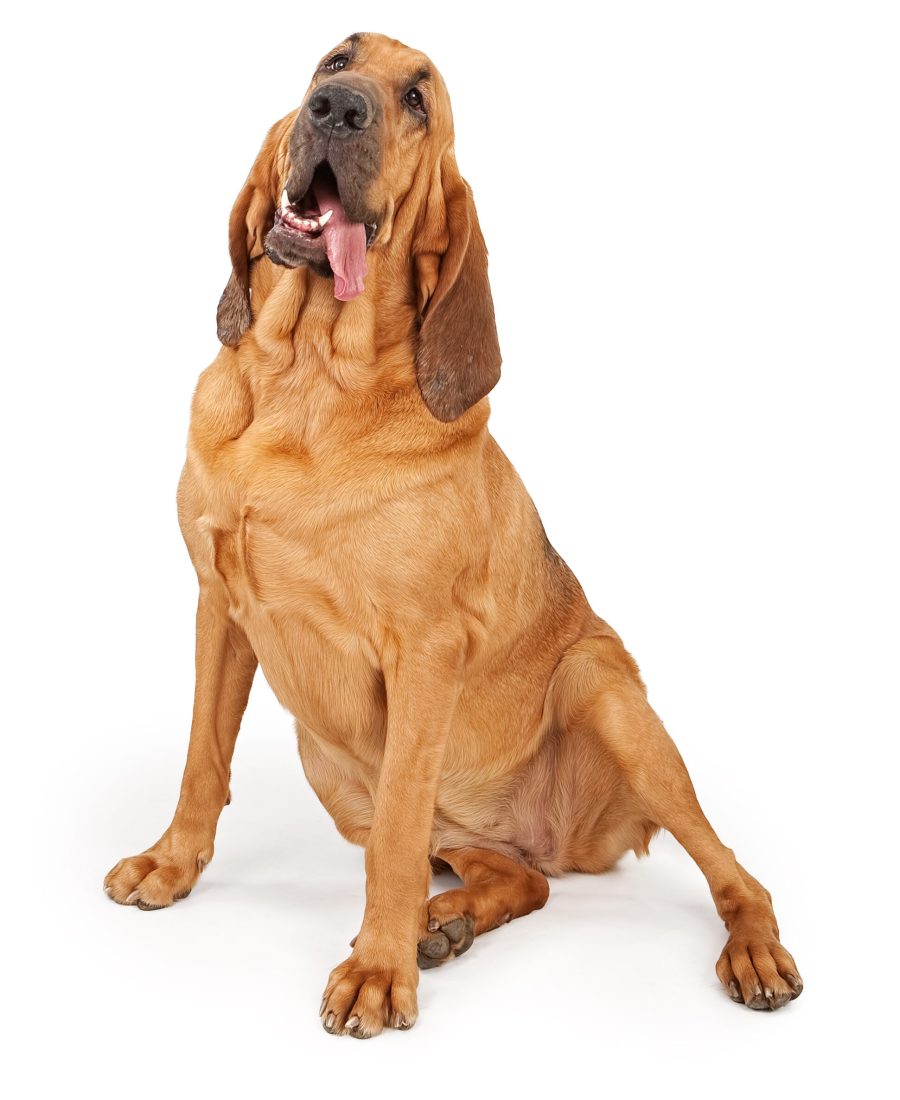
716, 931, 803, 1010
103, 841, 211, 910
320, 952, 419, 1039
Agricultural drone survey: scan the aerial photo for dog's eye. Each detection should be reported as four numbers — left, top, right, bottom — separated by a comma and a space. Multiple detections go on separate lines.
325, 54, 349, 72
404, 88, 425, 114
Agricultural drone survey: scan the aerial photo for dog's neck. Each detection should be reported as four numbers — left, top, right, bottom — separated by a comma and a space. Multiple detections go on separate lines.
232, 250, 487, 455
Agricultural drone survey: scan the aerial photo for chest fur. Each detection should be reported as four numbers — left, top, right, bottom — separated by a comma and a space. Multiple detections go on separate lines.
179, 356, 483, 741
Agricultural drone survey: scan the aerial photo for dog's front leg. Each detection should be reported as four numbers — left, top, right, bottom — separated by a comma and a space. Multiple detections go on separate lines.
104, 588, 257, 908
320, 633, 464, 1038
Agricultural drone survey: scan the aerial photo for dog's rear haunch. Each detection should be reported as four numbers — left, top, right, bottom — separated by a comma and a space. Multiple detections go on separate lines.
104, 32, 802, 1038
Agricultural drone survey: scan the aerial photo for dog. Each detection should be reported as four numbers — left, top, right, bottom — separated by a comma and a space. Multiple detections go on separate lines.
104, 31, 803, 1038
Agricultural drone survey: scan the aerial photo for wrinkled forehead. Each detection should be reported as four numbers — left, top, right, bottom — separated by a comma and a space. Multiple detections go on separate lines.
311, 31, 450, 110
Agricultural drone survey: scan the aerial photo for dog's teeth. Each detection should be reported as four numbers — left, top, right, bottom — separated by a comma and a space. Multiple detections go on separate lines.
281, 189, 290, 212
318, 209, 333, 226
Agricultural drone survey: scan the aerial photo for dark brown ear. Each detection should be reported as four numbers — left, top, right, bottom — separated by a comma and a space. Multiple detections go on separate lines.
414, 157, 501, 422
216, 113, 294, 347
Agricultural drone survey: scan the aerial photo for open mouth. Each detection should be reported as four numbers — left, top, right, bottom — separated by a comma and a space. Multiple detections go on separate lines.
272, 162, 377, 301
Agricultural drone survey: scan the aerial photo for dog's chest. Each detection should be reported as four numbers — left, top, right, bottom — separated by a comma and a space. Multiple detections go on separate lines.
180, 354, 482, 748
183, 423, 390, 744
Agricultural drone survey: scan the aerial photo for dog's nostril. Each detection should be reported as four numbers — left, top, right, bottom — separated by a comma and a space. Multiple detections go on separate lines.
309, 84, 371, 135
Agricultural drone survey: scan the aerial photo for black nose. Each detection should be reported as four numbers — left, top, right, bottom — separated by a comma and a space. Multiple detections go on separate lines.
308, 82, 373, 136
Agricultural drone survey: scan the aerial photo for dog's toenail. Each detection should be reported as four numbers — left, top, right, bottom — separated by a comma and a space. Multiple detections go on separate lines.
347, 1015, 359, 1029
326, 1013, 335, 1029
428, 918, 440, 931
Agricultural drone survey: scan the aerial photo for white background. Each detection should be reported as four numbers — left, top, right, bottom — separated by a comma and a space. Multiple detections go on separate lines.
3, 2, 897, 1096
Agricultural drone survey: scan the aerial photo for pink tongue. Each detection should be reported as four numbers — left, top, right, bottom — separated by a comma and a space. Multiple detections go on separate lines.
311, 174, 368, 301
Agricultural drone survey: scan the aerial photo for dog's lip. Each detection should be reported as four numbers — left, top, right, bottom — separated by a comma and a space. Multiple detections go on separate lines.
281, 161, 378, 248
278, 191, 333, 237
274, 203, 378, 249
272, 208, 327, 248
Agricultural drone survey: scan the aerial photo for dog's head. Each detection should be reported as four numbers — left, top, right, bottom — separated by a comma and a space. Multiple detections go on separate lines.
217, 32, 500, 421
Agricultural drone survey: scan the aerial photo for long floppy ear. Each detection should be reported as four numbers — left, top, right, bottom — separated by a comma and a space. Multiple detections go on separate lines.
216, 113, 294, 347
414, 154, 501, 422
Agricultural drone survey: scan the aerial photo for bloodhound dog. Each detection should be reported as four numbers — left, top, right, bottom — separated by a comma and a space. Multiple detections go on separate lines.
104, 31, 803, 1037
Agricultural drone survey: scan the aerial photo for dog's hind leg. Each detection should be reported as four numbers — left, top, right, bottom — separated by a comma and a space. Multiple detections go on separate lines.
103, 591, 257, 909
417, 847, 549, 968
551, 631, 803, 1011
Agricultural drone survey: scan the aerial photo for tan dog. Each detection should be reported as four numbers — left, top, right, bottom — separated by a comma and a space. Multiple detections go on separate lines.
104, 31, 802, 1037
